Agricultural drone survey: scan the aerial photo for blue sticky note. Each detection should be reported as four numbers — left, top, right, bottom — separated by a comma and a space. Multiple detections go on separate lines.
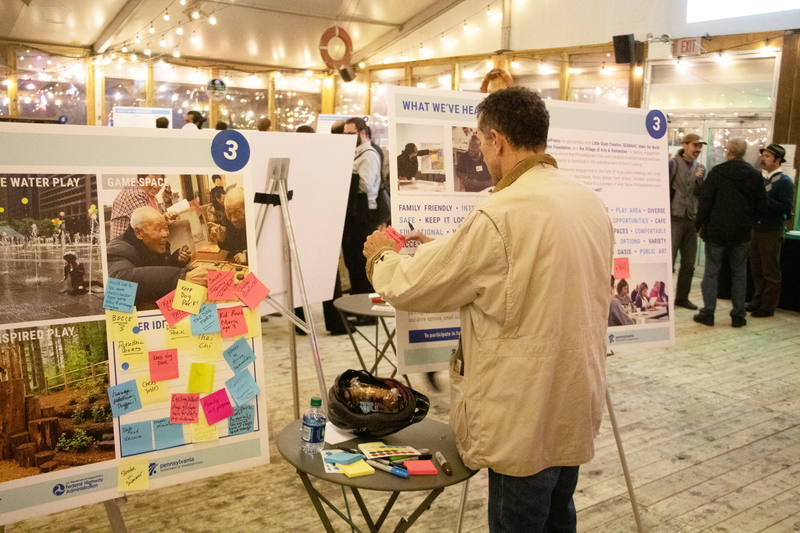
153, 417, 185, 450
191, 303, 221, 336
223, 337, 256, 374
103, 278, 138, 314
108, 379, 142, 417
227, 404, 255, 436
225, 368, 261, 406
324, 452, 362, 465
120, 420, 153, 456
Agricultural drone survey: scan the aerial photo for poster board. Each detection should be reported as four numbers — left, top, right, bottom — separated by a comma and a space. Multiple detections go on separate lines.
112, 106, 173, 128
387, 86, 675, 374
0, 124, 352, 524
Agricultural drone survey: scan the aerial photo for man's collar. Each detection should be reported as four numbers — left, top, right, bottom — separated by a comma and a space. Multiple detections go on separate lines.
354, 141, 372, 154
493, 154, 558, 194
764, 168, 783, 180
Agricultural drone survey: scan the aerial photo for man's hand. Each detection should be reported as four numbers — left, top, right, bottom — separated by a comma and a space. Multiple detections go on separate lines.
178, 245, 191, 264
210, 224, 226, 243
407, 230, 432, 244
185, 265, 210, 286
165, 211, 179, 222
232, 252, 247, 264
363, 231, 396, 259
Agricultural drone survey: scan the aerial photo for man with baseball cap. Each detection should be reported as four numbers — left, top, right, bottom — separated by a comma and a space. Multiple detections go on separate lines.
669, 133, 706, 309
747, 143, 794, 317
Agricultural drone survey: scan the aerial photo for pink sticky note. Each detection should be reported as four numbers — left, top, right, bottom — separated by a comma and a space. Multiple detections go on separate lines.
217, 305, 248, 338
383, 226, 406, 253
404, 459, 438, 475
235, 273, 270, 309
149, 349, 179, 382
156, 290, 190, 327
613, 257, 630, 280
200, 388, 234, 426
208, 271, 235, 301
170, 393, 200, 424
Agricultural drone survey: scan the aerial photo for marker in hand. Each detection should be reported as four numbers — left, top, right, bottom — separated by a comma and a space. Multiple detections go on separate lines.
435, 451, 452, 476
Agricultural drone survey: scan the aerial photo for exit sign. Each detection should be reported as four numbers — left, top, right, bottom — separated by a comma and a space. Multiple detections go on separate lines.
677, 37, 702, 56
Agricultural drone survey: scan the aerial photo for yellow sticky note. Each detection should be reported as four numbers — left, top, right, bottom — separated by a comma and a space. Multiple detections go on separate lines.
173, 280, 207, 314
107, 309, 138, 342
194, 333, 222, 360
118, 456, 149, 492
190, 409, 219, 442
242, 307, 261, 339
117, 337, 148, 368
340, 460, 375, 478
135, 374, 170, 406
188, 363, 215, 394
165, 320, 192, 349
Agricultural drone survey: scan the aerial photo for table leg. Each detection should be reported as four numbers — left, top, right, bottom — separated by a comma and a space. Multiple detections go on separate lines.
456, 479, 470, 533
339, 309, 368, 371
374, 492, 400, 531
350, 487, 378, 532
297, 470, 336, 533
394, 488, 444, 533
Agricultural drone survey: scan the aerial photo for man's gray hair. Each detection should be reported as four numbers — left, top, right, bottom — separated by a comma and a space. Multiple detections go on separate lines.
130, 206, 163, 231
727, 138, 747, 159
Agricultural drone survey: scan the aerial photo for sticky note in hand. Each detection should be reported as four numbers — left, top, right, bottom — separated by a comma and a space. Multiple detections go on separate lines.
383, 226, 407, 253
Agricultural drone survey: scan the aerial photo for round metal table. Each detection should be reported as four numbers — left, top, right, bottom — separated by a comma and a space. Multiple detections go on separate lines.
333, 293, 399, 378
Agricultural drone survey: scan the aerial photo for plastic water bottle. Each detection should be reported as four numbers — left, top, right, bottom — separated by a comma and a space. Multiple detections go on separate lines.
301, 397, 326, 455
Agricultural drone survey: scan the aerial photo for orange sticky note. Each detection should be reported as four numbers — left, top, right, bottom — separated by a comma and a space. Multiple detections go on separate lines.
170, 393, 200, 424
156, 290, 190, 327
208, 271, 235, 301
383, 226, 406, 252
235, 273, 270, 309
613, 257, 630, 280
217, 305, 248, 338
149, 348, 179, 382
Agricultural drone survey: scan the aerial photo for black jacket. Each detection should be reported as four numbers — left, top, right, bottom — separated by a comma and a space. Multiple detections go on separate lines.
106, 226, 187, 306
695, 159, 768, 245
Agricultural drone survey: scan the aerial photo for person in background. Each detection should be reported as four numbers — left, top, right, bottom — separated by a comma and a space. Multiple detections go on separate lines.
155, 117, 169, 129
397, 143, 429, 180
615, 278, 631, 307
747, 143, 794, 318
110, 174, 176, 240
211, 187, 248, 264
183, 110, 206, 130
650, 281, 669, 307
330, 119, 345, 135
480, 68, 514, 93
206, 187, 227, 236
635, 282, 652, 310
669, 133, 706, 310
296, 124, 314, 133
215, 121, 228, 130
694, 139, 768, 328
457, 135, 493, 192
609, 276, 635, 326
62, 252, 87, 295
257, 118, 271, 131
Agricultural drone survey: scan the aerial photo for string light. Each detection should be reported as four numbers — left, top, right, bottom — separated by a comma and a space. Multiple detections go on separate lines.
209, 16, 217, 25
130, 53, 136, 61
121, 46, 127, 53
192, 11, 200, 19
145, 47, 151, 56
177, 25, 183, 35
160, 35, 167, 47
191, 32, 199, 43
440, 33, 446, 43
486, 5, 492, 16
135, 33, 140, 44
600, 62, 606, 75
173, 50, 180, 58
163, 9, 169, 21
462, 20, 468, 31
419, 43, 424, 54
180, 0, 186, 4
110, 53, 116, 59
149, 22, 155, 34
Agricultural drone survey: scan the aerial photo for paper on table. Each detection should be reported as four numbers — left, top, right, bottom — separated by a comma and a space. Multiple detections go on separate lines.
135, 374, 170, 406
222, 337, 255, 374
167, 198, 191, 213
235, 273, 270, 309
320, 450, 345, 474
120, 420, 154, 456
194, 333, 222, 360
188, 362, 215, 394
207, 271, 235, 301
118, 456, 149, 492
217, 305, 248, 338
324, 422, 354, 445
153, 416, 185, 450
108, 380, 142, 418
104, 278, 137, 314
148, 348, 179, 382
225, 368, 260, 406
190, 303, 221, 335
190, 409, 219, 442
170, 393, 200, 424
173, 279, 207, 314
156, 290, 190, 327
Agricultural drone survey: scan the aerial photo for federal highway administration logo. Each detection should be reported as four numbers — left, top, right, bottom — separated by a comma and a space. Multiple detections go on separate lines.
53, 484, 66, 496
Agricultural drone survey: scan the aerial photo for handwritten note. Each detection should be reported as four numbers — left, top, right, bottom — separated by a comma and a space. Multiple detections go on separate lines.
194, 333, 222, 360
120, 420, 154, 456
188, 362, 215, 394
223, 337, 256, 374
170, 393, 200, 424
228, 404, 255, 436
235, 273, 270, 309
104, 278, 137, 314
384, 225, 407, 252
135, 374, 170, 406
117, 338, 148, 368
165, 320, 192, 349
190, 303, 221, 336
225, 369, 260, 406
149, 349, 179, 382
190, 409, 219, 442
614, 257, 630, 280
207, 271, 235, 301
118, 456, 149, 492
107, 309, 138, 342
217, 305, 248, 338
200, 388, 234, 426
153, 417, 185, 450
173, 279, 207, 314
156, 290, 190, 327
108, 380, 142, 418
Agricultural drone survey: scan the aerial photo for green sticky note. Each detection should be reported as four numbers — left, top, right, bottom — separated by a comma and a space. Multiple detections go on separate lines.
187, 362, 215, 394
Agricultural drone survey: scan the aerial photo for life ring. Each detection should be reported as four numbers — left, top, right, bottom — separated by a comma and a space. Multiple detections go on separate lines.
319, 26, 353, 70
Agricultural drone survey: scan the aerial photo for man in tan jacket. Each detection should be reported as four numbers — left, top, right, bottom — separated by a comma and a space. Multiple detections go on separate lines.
364, 87, 614, 532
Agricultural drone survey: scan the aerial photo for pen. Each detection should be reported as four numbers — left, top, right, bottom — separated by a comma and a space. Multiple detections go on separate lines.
374, 458, 406, 470
366, 460, 409, 478
408, 222, 415, 231
435, 451, 452, 476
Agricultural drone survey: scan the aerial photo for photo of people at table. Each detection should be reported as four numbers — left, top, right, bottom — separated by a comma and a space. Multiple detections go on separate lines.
452, 126, 493, 193
101, 173, 249, 309
609, 262, 670, 327
394, 123, 446, 193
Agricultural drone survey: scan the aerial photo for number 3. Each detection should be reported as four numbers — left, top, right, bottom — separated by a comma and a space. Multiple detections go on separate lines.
652, 117, 661, 131
224, 140, 238, 160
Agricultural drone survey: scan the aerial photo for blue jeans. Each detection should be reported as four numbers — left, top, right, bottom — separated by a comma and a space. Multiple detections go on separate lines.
489, 466, 580, 533
700, 241, 750, 319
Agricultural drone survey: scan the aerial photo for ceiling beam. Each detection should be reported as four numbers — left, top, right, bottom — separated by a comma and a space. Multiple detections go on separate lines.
204, 1, 402, 28
351, 0, 467, 64
92, 0, 146, 54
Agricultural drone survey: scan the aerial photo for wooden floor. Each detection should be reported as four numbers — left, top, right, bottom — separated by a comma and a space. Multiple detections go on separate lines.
6, 279, 800, 533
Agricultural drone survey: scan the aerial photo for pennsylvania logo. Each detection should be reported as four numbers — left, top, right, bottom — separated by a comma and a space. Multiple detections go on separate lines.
608, 334, 615, 343
149, 463, 158, 476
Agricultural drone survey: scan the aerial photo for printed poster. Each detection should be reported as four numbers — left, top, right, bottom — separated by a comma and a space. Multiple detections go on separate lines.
388, 86, 675, 373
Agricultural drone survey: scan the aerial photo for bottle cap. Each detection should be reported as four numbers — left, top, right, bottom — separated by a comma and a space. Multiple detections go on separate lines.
310, 397, 322, 407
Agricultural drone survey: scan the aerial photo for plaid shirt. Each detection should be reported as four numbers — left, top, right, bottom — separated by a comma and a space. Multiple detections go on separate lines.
110, 187, 156, 240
